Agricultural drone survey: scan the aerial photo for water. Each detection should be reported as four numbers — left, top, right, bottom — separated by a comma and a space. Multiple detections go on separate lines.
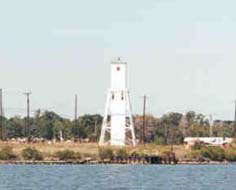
0, 164, 236, 190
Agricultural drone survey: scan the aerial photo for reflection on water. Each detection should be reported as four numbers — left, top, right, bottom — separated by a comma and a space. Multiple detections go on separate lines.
0, 164, 236, 190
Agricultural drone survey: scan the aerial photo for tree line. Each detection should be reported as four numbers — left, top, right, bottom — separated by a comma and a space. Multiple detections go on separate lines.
0, 110, 103, 142
0, 110, 235, 144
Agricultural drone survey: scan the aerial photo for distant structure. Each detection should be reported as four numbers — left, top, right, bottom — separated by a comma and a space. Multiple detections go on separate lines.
179, 112, 189, 137
99, 57, 136, 146
184, 137, 233, 146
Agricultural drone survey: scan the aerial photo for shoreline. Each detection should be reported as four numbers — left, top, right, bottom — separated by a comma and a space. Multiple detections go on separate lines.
0, 160, 234, 165
1, 143, 236, 165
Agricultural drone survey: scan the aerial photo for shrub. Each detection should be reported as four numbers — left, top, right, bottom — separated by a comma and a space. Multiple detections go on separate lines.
75, 152, 82, 160
130, 151, 140, 157
116, 148, 128, 158
188, 150, 204, 161
200, 147, 225, 161
154, 137, 166, 145
0, 146, 17, 160
98, 148, 114, 160
22, 147, 43, 161
224, 148, 236, 161
55, 150, 82, 160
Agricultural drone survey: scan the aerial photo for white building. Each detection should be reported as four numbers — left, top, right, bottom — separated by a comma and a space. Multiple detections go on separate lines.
184, 137, 233, 146
99, 57, 136, 146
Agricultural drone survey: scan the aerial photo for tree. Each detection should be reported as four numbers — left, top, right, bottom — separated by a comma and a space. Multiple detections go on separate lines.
38, 111, 63, 140
155, 112, 183, 145
6, 116, 24, 139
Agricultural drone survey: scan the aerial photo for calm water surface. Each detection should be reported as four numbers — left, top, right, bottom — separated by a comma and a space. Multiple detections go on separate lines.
0, 164, 236, 190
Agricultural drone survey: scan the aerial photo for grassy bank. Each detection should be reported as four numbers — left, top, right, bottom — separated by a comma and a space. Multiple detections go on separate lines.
0, 142, 186, 160
0, 142, 235, 164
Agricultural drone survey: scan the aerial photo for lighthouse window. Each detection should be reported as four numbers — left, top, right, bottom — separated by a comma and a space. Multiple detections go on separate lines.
117, 67, 120, 71
112, 94, 115, 100
121, 92, 124, 100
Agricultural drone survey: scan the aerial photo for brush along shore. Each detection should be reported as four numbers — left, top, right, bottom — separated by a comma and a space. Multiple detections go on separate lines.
0, 142, 236, 164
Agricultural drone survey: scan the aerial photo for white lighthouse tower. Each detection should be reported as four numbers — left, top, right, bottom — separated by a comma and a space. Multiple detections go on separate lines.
99, 57, 136, 146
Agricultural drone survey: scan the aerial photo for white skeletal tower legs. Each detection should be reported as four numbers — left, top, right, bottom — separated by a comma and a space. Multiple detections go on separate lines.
99, 58, 136, 146
99, 89, 136, 146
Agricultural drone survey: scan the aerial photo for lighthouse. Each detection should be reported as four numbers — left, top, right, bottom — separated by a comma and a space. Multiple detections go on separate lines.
99, 57, 136, 146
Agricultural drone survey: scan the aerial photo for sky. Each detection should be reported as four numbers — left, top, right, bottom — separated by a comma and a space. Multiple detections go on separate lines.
1, 0, 236, 120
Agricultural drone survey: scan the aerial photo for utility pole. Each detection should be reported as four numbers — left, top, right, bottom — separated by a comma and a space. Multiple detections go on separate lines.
75, 94, 78, 121
24, 92, 31, 139
209, 115, 213, 137
94, 118, 97, 135
234, 100, 236, 138
142, 95, 147, 144
0, 89, 3, 140
94, 117, 98, 141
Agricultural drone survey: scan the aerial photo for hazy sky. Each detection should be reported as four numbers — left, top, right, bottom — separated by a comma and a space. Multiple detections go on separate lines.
1, 0, 236, 120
